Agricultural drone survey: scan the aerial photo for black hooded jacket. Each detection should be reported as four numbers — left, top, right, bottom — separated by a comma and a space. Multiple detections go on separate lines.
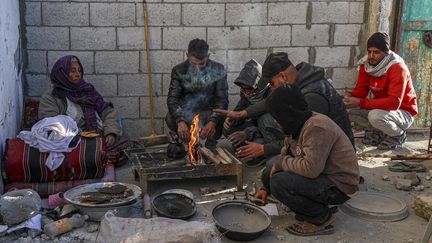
167, 59, 228, 124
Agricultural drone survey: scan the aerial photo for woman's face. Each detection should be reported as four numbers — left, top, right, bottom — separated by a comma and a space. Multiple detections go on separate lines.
68, 62, 82, 84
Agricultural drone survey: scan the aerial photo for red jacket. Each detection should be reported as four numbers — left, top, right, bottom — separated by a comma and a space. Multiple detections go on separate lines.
351, 63, 418, 116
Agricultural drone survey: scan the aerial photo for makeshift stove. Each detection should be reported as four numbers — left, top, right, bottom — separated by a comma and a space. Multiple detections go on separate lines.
127, 115, 243, 193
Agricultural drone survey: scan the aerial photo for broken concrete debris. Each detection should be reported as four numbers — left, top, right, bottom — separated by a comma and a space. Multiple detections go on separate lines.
413, 194, 432, 220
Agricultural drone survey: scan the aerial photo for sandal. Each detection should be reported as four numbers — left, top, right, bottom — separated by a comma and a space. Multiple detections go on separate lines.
295, 207, 339, 221
287, 214, 336, 236
362, 130, 386, 146
389, 162, 426, 172
377, 132, 407, 150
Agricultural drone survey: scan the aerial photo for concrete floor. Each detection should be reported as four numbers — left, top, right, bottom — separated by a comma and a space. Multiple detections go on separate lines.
5, 131, 431, 243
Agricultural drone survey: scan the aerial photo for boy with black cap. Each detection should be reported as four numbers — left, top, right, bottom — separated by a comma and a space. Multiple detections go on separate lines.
166, 39, 228, 148
255, 84, 359, 236
343, 32, 417, 150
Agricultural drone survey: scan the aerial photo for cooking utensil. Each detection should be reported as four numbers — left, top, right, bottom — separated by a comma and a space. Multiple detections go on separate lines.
152, 192, 196, 220
212, 201, 271, 241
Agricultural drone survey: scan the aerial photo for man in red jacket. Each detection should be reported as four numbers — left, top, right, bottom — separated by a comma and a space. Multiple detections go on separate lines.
344, 32, 417, 150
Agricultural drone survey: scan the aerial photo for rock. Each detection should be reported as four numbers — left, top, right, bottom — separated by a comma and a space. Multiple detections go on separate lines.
276, 235, 285, 240
395, 178, 412, 191
28, 229, 41, 238
407, 239, 414, 243
86, 223, 99, 233
414, 185, 425, 191
404, 172, 421, 186
426, 176, 431, 181
413, 194, 432, 220
382, 175, 390, 181
428, 170, 432, 177
40, 234, 50, 241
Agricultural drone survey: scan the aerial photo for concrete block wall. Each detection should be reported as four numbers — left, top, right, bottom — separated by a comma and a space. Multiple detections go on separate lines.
24, 0, 367, 139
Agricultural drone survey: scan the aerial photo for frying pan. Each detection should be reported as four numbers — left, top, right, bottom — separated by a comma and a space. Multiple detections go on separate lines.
152, 192, 196, 220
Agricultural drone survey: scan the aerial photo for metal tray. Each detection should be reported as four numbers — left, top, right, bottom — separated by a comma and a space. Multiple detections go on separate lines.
64, 182, 142, 208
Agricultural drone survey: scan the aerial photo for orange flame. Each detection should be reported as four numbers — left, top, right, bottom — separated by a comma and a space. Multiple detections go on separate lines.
188, 114, 201, 164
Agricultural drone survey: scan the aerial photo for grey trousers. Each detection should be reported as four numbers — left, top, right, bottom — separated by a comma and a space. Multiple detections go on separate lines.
348, 108, 414, 137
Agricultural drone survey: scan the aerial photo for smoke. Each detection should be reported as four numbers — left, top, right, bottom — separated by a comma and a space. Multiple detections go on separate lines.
177, 61, 226, 123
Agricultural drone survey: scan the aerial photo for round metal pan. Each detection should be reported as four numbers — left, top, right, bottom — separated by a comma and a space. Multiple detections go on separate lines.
152, 192, 196, 220
64, 182, 142, 208
212, 200, 271, 241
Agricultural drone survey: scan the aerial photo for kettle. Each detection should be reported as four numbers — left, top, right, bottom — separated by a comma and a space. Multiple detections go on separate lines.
167, 132, 186, 159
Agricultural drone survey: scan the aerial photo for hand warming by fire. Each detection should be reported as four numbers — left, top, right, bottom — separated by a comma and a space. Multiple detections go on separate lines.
188, 114, 202, 165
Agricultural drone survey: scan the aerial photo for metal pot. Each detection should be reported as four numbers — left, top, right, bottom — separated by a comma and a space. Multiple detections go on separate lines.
152, 192, 196, 220
167, 141, 186, 159
212, 201, 271, 241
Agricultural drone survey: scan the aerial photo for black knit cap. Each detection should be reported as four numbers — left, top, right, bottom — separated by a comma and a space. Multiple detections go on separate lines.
367, 32, 390, 53
265, 83, 312, 138
188, 38, 209, 59
261, 52, 293, 79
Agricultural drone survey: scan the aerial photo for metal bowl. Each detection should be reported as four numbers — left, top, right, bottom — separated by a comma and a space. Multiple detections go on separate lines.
212, 201, 271, 241
63, 182, 142, 208
152, 193, 196, 220
75, 202, 134, 221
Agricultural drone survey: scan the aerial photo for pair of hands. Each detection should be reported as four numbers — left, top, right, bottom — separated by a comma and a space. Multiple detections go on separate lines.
177, 120, 217, 142
342, 91, 360, 108
255, 164, 281, 203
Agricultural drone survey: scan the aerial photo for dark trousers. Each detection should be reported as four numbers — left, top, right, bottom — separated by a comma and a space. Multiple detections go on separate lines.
165, 110, 223, 147
262, 161, 349, 225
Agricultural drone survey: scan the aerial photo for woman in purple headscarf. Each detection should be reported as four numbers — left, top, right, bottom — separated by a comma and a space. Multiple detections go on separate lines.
38, 55, 120, 146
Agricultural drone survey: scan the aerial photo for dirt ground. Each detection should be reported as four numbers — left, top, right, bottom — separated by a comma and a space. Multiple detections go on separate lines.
4, 131, 431, 243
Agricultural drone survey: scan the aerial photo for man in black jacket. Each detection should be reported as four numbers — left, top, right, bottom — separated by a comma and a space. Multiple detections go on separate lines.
215, 52, 354, 157
166, 39, 228, 148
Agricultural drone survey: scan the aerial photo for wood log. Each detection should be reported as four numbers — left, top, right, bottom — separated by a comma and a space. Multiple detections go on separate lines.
214, 148, 232, 164
200, 147, 221, 164
358, 153, 432, 160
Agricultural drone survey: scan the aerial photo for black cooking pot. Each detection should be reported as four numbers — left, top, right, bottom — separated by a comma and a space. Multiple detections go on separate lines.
167, 141, 186, 159
152, 193, 196, 220
212, 201, 271, 241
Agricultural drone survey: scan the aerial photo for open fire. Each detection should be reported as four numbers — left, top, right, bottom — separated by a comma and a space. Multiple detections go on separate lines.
188, 114, 202, 165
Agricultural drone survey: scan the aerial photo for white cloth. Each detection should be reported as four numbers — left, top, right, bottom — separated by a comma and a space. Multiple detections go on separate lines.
357, 51, 404, 77
17, 115, 80, 171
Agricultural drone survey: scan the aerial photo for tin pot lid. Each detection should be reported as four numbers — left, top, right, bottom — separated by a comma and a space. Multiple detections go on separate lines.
340, 191, 408, 222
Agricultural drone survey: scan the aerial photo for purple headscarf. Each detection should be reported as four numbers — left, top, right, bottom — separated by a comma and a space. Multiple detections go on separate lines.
50, 55, 113, 131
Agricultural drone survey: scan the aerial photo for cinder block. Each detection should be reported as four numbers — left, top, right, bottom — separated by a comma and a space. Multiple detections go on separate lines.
182, 4, 224, 26
71, 27, 116, 50
118, 74, 162, 96
42, 2, 88, 26
162, 27, 206, 49
26, 27, 69, 50
312, 2, 349, 23
25, 2, 41, 25
269, 2, 308, 24
140, 96, 168, 119
273, 47, 309, 66
227, 72, 241, 95
90, 3, 135, 26
122, 118, 164, 139
332, 68, 358, 89
162, 74, 171, 96
315, 47, 351, 68
208, 27, 249, 49
334, 24, 362, 45
292, 24, 329, 46
118, 27, 161, 50
137, 4, 181, 26
227, 49, 268, 72
106, 97, 140, 118
48, 51, 95, 74
27, 51, 47, 73
250, 25, 291, 48
26, 74, 51, 97
164, 0, 204, 2
95, 51, 139, 74
350, 2, 365, 23
118, 0, 161, 2
210, 50, 227, 67
140, 50, 184, 73
210, 0, 250, 3
85, 74, 117, 97
226, 3, 267, 26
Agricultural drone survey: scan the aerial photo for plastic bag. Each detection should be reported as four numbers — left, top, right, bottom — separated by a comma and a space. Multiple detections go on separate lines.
0, 189, 41, 226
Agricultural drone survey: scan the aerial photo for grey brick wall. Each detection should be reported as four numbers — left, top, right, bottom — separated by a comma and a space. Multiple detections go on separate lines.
24, 0, 366, 139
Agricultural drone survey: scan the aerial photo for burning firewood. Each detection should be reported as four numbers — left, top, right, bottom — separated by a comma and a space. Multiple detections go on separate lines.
214, 148, 233, 164
188, 114, 202, 165
200, 147, 221, 164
